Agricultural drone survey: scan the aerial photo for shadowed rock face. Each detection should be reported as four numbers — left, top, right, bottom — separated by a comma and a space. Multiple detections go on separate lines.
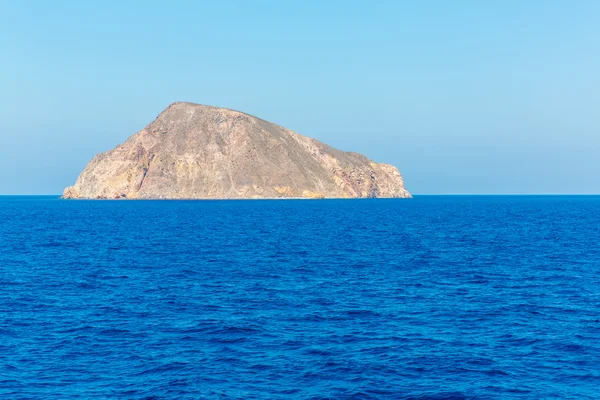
63, 102, 411, 199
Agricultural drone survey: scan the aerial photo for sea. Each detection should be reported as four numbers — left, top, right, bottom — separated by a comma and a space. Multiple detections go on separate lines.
1, 195, 599, 399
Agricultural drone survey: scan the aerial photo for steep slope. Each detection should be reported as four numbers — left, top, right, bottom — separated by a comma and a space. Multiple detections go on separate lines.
63, 102, 411, 199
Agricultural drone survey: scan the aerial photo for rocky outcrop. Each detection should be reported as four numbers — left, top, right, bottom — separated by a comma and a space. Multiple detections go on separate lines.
63, 102, 411, 199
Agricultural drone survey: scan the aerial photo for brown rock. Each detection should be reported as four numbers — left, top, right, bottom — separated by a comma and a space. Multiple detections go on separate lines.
63, 102, 411, 199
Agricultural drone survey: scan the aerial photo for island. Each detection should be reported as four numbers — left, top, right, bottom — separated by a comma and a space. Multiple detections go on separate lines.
63, 102, 411, 199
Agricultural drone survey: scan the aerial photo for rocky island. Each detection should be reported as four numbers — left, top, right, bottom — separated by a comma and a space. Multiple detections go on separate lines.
63, 102, 411, 199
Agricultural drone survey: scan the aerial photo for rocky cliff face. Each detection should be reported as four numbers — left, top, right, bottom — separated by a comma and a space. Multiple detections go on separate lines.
63, 102, 411, 199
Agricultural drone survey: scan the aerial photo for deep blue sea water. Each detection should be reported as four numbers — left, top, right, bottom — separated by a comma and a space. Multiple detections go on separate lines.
1, 195, 600, 399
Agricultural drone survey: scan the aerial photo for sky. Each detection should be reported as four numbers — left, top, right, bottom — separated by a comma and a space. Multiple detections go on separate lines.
0, 0, 598, 194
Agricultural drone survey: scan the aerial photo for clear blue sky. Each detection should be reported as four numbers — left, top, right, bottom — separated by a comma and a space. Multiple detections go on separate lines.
1, 0, 598, 194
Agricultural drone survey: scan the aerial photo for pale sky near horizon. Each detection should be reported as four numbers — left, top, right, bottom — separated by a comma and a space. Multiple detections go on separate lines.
1, 1, 598, 194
